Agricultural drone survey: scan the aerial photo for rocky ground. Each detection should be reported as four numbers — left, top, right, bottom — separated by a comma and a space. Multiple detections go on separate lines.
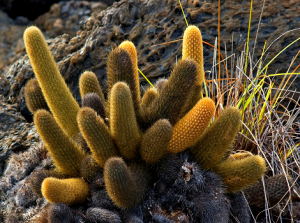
0, 1, 108, 75
1, 0, 300, 222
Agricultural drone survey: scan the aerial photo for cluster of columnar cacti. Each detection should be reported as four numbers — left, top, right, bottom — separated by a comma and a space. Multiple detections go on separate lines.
24, 25, 267, 212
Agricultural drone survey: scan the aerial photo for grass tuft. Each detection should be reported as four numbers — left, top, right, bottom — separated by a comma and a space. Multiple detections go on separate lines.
176, 0, 300, 221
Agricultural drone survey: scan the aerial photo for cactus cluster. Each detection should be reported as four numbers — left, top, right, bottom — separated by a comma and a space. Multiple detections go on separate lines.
23, 25, 268, 221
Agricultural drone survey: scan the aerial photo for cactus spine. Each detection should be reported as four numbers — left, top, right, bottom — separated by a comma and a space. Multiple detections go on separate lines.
24, 26, 80, 138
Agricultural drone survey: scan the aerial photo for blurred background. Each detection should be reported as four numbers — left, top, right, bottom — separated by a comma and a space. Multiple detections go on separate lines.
0, 0, 118, 74
0, 0, 116, 20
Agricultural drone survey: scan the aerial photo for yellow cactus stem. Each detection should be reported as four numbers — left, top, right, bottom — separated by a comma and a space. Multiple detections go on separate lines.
79, 71, 105, 103
77, 107, 119, 167
180, 25, 204, 118
104, 157, 148, 209
140, 87, 159, 109
142, 59, 200, 126
154, 78, 168, 93
182, 25, 204, 84
110, 82, 140, 160
41, 177, 89, 205
167, 97, 215, 153
25, 79, 48, 113
214, 155, 267, 193
118, 40, 140, 103
190, 106, 241, 170
79, 155, 102, 183
178, 82, 202, 119
34, 110, 85, 176
140, 119, 173, 163
119, 40, 138, 70
82, 93, 106, 119
24, 26, 80, 138
228, 152, 253, 160
106, 47, 140, 118
30, 169, 66, 197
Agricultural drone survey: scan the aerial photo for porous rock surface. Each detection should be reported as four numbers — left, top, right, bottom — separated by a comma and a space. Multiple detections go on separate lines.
0, 1, 108, 80
0, 0, 114, 20
1, 0, 300, 222
34, 1, 108, 38
0, 10, 29, 74
2, 0, 300, 104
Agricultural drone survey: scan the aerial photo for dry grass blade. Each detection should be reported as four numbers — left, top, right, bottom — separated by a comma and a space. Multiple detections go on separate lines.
202, 17, 300, 223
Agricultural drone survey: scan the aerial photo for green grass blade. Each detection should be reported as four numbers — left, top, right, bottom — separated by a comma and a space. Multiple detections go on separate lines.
178, 0, 189, 27
258, 82, 274, 124
138, 68, 155, 88
244, 0, 253, 74
259, 37, 300, 76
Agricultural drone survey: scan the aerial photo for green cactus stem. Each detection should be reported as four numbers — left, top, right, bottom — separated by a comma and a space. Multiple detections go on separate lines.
82, 93, 106, 119
79, 155, 102, 182
30, 169, 66, 197
154, 78, 168, 93
180, 25, 205, 118
118, 40, 140, 100
182, 25, 204, 85
140, 87, 159, 110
